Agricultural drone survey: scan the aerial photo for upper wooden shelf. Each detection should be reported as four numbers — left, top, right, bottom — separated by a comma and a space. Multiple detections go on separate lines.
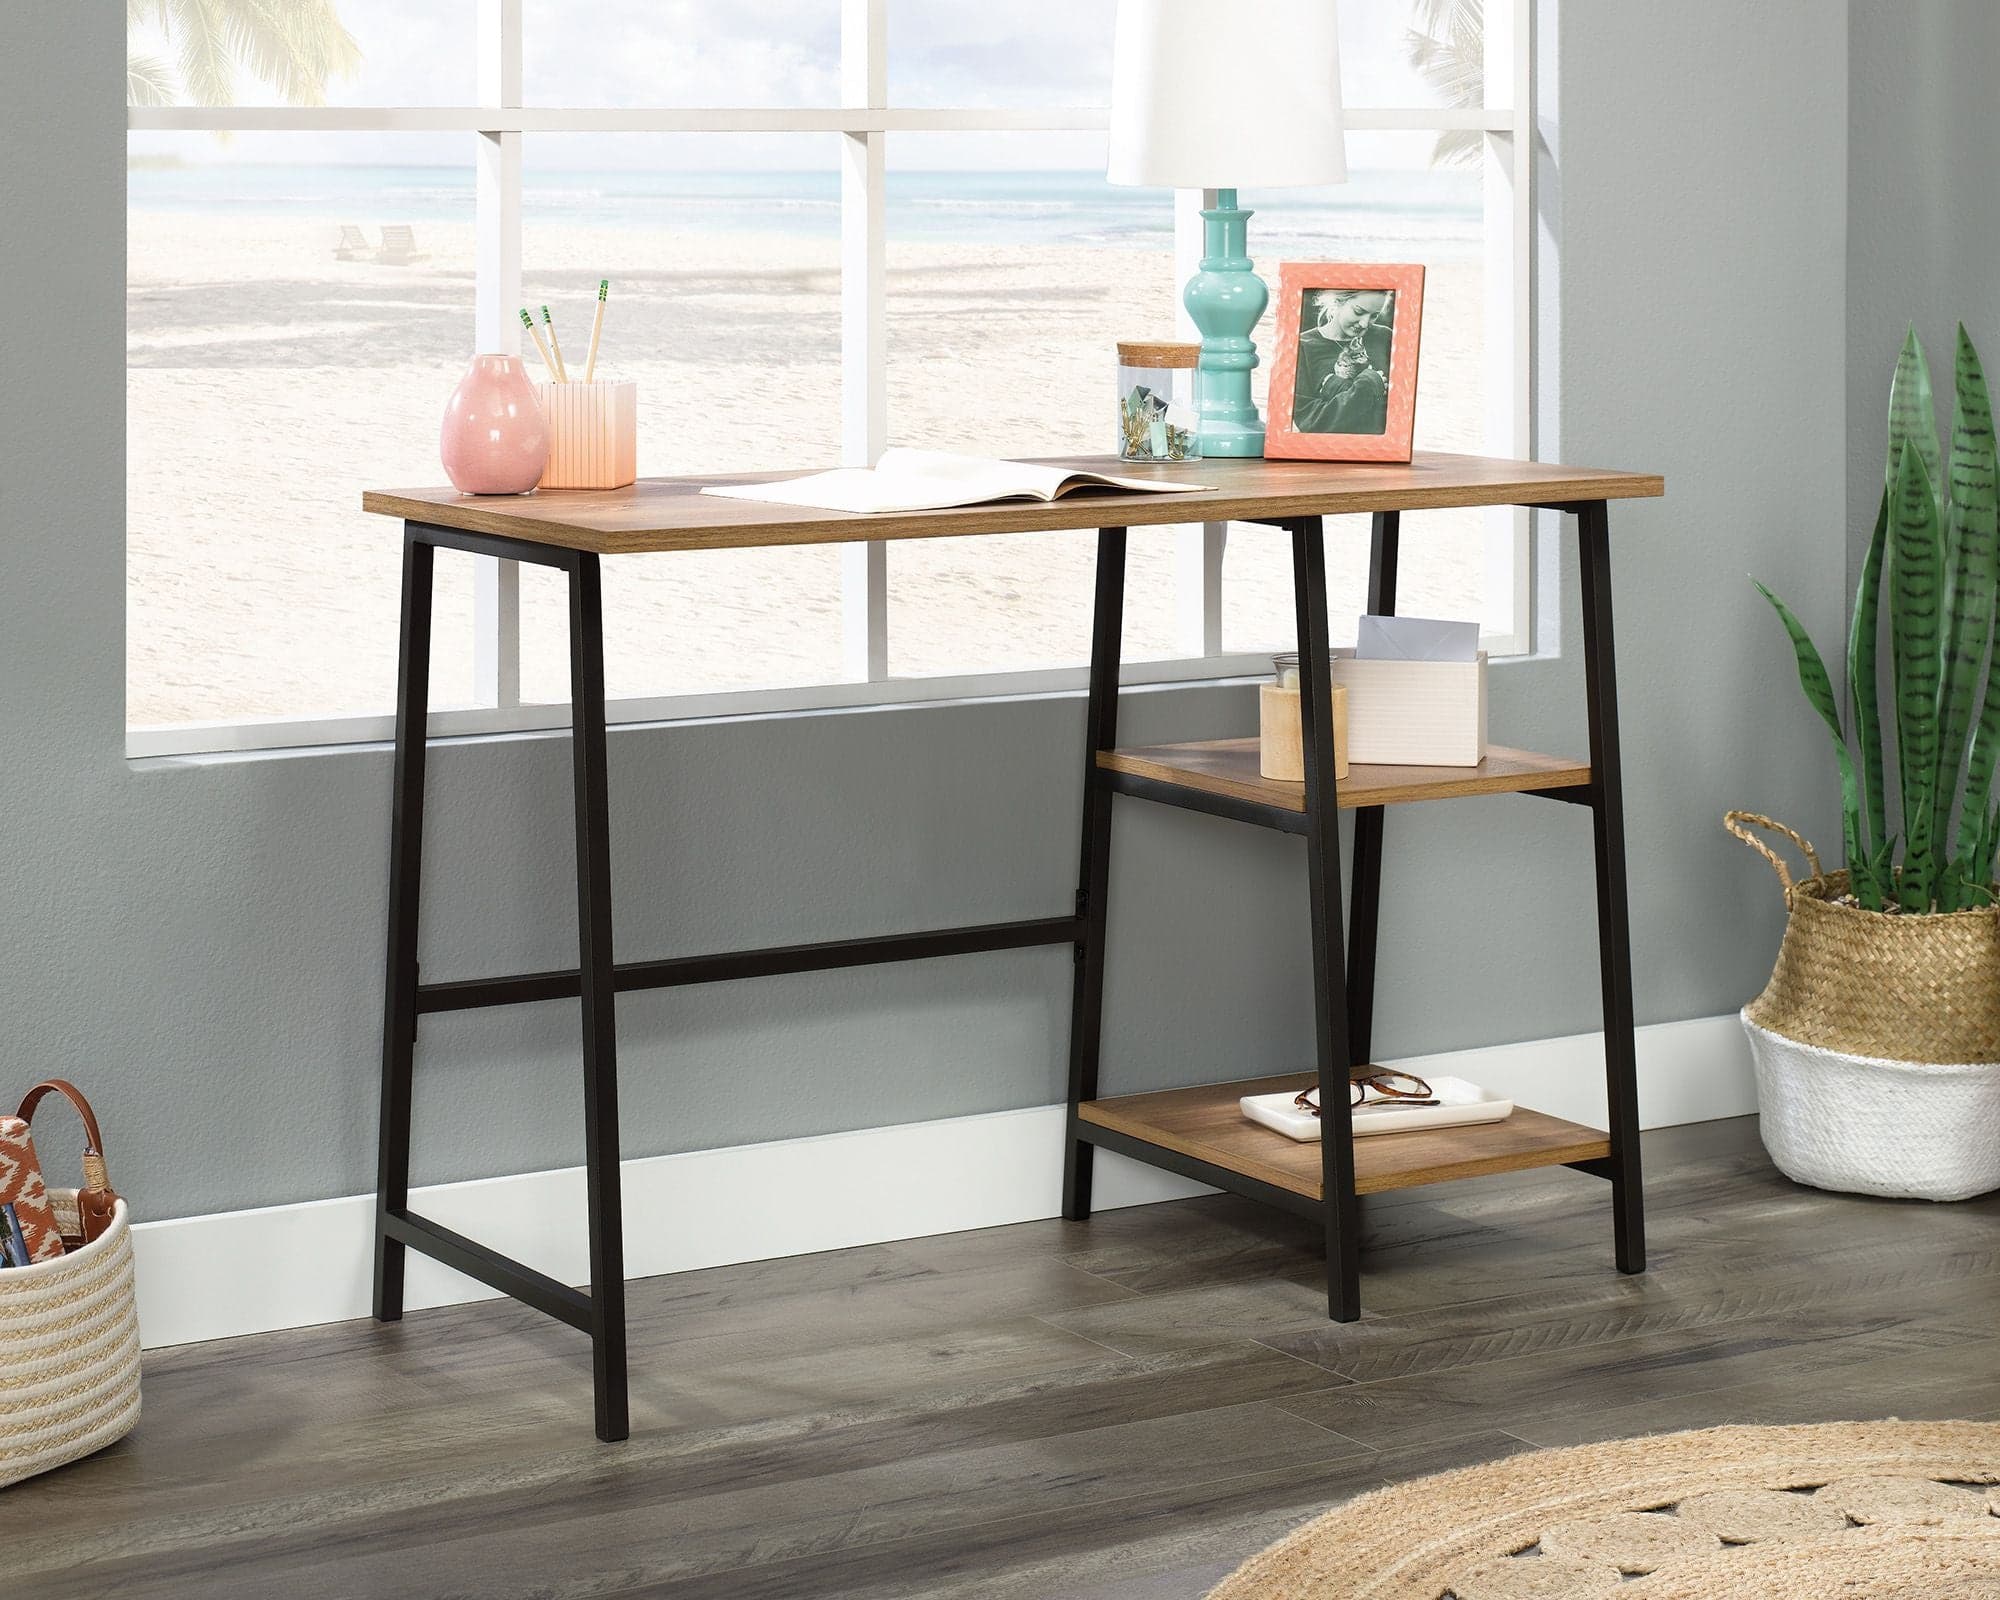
1098, 739, 1591, 811
1077, 1073, 1611, 1200
362, 452, 1665, 556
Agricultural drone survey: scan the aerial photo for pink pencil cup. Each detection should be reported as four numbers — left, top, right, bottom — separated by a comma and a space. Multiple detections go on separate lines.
535, 381, 638, 490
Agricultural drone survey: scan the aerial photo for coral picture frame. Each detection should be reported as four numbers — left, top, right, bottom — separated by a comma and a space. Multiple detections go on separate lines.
1265, 262, 1426, 462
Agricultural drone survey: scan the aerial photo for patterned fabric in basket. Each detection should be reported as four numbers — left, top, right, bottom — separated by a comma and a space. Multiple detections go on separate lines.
0, 1114, 66, 1262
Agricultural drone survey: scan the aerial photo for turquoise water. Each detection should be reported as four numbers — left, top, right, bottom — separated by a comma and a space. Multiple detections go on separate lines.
128, 164, 1483, 257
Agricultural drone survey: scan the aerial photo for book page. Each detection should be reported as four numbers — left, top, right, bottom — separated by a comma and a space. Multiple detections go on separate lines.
701, 448, 1205, 515
878, 449, 1203, 500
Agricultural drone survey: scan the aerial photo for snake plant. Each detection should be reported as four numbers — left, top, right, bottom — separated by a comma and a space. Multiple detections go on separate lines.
1758, 325, 2000, 913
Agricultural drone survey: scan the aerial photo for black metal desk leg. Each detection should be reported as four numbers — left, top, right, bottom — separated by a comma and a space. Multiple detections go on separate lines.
1345, 511, 1400, 1067
1064, 526, 1128, 1221
568, 552, 629, 1442
1293, 517, 1361, 1322
1577, 502, 1646, 1274
374, 526, 434, 1323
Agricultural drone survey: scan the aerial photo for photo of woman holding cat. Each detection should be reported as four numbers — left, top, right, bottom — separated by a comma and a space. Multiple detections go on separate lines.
1290, 288, 1396, 436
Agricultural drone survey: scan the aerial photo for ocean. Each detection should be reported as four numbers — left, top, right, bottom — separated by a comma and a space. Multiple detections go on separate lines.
126, 163, 1484, 259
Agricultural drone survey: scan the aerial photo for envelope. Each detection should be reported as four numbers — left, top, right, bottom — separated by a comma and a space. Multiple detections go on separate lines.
1354, 613, 1480, 663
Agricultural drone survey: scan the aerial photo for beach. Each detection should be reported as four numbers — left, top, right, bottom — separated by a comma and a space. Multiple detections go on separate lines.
128, 204, 1486, 727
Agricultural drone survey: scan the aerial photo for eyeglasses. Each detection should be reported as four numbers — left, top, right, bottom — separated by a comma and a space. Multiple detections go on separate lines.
1293, 1067, 1438, 1117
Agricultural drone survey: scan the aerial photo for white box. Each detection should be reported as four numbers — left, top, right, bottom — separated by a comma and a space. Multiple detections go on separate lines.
1327, 648, 1487, 766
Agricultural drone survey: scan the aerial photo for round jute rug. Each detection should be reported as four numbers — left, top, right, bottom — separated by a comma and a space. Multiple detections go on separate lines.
1207, 1421, 2000, 1599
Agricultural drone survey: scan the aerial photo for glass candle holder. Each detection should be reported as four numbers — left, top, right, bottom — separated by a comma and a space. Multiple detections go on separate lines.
1116, 341, 1202, 463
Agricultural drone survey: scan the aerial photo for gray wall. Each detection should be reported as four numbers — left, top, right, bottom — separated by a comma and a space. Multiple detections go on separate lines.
1847, 0, 2000, 579
3, 2, 1848, 1223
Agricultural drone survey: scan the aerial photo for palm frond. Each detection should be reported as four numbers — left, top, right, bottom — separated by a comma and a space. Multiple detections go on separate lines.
169, 0, 237, 107
224, 0, 360, 105
220, 0, 325, 104
1429, 129, 1484, 169
1407, 0, 1480, 41
1404, 0, 1486, 171
136, 0, 358, 107
1406, 31, 1485, 108
126, 50, 177, 107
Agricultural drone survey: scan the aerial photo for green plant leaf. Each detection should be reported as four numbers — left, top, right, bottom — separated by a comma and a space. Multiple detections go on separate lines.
1849, 489, 1889, 857
1888, 326, 1942, 507
1864, 834, 1897, 911
1940, 853, 1998, 911
1845, 834, 1896, 911
1980, 802, 2000, 884
1755, 580, 1868, 886
1848, 847, 1884, 908
1947, 327, 2000, 862
1889, 442, 1946, 909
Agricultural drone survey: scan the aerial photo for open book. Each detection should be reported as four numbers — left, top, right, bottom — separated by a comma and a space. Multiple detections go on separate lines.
701, 448, 1209, 515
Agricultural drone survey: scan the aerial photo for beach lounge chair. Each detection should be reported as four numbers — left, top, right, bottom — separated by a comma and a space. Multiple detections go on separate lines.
333, 224, 372, 261
375, 224, 429, 266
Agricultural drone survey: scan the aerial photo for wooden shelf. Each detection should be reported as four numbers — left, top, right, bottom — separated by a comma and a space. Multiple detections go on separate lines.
1097, 740, 1590, 813
1077, 1074, 1610, 1200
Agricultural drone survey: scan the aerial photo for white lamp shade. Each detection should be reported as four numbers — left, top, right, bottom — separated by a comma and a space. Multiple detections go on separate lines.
1107, 0, 1347, 190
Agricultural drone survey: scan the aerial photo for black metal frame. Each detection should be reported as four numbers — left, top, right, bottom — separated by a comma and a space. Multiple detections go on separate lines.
374, 498, 1645, 1440
1064, 502, 1645, 1322
370, 521, 1084, 1443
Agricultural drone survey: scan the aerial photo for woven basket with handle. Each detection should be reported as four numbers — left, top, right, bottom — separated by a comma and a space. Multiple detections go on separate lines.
0, 1084, 139, 1488
1726, 811, 2000, 1064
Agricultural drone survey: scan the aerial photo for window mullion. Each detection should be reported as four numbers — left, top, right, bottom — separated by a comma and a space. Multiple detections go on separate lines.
1172, 188, 1225, 660
839, 0, 888, 682
473, 0, 524, 709
1475, 0, 1532, 654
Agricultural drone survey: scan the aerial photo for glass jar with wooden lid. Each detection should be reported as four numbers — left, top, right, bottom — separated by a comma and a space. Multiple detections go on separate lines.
1116, 341, 1202, 462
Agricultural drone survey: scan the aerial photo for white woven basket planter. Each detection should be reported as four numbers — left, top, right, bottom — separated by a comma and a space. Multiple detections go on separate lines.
1742, 1012, 2000, 1202
0, 1194, 140, 1489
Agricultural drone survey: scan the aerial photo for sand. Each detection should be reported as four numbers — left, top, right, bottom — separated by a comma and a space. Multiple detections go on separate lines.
127, 213, 1486, 726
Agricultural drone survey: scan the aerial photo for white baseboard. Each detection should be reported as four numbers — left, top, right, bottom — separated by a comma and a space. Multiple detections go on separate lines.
131, 1014, 1752, 1349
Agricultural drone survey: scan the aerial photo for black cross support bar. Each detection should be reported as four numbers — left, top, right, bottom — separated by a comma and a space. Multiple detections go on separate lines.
416, 917, 1082, 1014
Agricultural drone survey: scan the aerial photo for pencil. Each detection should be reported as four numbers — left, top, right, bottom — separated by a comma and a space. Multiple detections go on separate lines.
583, 279, 608, 383
520, 308, 558, 383
541, 305, 570, 383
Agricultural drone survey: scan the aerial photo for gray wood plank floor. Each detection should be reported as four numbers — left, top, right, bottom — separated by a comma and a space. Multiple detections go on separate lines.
9, 1116, 1998, 1598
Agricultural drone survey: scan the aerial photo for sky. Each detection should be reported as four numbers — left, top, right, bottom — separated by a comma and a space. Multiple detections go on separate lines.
128, 1, 1479, 170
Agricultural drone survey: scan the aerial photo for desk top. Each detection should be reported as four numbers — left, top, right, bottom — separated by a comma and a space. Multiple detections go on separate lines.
362, 452, 1664, 556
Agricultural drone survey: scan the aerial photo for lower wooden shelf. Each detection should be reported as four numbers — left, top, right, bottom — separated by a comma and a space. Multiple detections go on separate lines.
1076, 1073, 1611, 1200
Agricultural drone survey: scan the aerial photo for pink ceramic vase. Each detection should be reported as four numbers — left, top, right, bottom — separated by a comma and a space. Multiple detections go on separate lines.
440, 354, 549, 495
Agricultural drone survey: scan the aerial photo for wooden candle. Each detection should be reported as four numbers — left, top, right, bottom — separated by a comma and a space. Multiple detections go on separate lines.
1259, 682, 1347, 782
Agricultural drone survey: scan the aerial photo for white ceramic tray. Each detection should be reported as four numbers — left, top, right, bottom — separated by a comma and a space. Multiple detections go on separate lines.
1239, 1076, 1514, 1143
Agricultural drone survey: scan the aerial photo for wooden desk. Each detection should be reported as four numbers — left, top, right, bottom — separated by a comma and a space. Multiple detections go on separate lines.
363, 451, 1663, 1442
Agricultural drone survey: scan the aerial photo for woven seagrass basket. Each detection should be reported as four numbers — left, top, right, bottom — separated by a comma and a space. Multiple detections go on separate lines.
1726, 812, 2000, 1061
0, 1192, 140, 1489
1727, 811, 2000, 1201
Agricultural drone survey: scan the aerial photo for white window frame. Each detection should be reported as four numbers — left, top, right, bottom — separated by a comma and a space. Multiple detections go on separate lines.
125, 0, 1532, 758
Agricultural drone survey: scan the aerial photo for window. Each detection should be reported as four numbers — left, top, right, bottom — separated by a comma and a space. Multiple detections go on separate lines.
126, 0, 1531, 755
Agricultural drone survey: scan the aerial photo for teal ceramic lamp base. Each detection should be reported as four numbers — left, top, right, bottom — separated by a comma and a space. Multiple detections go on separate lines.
1184, 188, 1269, 458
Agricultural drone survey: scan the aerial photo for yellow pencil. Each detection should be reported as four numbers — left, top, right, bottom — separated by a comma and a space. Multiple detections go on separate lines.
583, 279, 608, 383
519, 308, 558, 382
541, 305, 570, 383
